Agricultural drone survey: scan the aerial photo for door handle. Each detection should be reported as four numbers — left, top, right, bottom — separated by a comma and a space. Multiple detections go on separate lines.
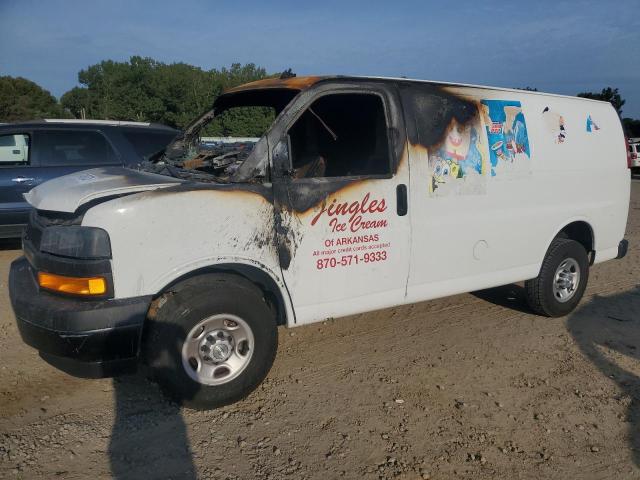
11, 177, 34, 183
396, 184, 408, 216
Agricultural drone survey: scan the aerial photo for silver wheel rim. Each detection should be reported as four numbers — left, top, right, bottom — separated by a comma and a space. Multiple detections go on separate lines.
552, 258, 580, 303
181, 314, 254, 386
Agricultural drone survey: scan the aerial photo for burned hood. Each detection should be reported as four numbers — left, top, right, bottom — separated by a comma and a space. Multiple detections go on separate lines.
24, 167, 185, 213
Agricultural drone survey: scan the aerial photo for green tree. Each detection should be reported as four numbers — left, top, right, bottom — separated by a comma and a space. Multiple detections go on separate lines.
60, 86, 98, 118
0, 76, 65, 122
60, 57, 271, 133
577, 87, 625, 116
213, 63, 269, 91
206, 107, 275, 137
623, 118, 640, 137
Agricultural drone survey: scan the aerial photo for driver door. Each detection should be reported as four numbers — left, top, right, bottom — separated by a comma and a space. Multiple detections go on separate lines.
270, 84, 411, 325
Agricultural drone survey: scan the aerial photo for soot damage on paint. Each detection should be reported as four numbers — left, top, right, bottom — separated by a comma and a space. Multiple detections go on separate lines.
398, 82, 480, 149
134, 77, 487, 271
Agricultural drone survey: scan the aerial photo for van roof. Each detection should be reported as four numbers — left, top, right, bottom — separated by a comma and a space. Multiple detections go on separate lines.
224, 75, 612, 107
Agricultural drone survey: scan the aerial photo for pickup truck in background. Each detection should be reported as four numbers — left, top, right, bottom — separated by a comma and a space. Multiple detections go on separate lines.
0, 119, 179, 238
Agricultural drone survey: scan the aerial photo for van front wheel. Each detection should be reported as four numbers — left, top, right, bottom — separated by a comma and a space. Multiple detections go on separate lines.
143, 274, 278, 409
525, 238, 589, 317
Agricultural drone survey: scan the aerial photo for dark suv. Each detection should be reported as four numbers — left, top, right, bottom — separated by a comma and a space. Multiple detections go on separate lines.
0, 120, 178, 238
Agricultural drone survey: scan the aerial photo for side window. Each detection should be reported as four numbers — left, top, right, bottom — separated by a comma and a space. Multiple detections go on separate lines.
288, 93, 391, 178
35, 130, 119, 166
0, 134, 30, 166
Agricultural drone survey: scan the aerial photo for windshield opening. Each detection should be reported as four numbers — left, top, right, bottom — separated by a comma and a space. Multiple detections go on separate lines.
150, 88, 299, 183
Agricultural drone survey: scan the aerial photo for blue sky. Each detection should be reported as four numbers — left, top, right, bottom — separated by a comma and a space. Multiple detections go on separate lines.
1, 0, 639, 117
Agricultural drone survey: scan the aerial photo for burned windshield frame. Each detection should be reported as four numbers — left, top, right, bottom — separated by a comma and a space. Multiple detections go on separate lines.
162, 88, 300, 183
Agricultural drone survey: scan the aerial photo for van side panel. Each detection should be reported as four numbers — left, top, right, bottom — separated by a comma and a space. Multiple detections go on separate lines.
403, 84, 629, 303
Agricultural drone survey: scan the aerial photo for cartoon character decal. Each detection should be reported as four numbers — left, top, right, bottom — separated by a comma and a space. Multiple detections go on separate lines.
425, 95, 532, 196
481, 100, 531, 175
557, 115, 566, 143
428, 114, 487, 195
542, 106, 566, 144
586, 115, 600, 132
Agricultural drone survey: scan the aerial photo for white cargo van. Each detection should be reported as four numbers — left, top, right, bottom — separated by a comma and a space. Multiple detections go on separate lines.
0, 133, 29, 164
9, 76, 630, 409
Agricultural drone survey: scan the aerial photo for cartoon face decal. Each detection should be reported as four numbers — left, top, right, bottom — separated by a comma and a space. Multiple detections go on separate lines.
428, 112, 486, 195
422, 93, 531, 197
433, 158, 450, 181
444, 120, 471, 160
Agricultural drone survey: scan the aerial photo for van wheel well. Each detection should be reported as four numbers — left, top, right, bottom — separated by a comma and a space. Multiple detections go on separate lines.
153, 265, 288, 326
557, 221, 594, 261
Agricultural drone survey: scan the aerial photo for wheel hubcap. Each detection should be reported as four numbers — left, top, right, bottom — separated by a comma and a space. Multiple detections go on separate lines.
199, 330, 234, 363
181, 314, 254, 385
552, 258, 580, 303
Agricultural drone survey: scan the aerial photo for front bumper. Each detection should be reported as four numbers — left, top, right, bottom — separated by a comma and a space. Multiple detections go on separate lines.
9, 257, 152, 378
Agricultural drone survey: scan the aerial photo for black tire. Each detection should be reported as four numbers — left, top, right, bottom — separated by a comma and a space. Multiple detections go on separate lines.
142, 273, 278, 409
525, 238, 589, 317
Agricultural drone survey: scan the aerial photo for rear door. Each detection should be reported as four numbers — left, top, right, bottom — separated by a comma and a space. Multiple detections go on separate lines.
0, 132, 34, 229
270, 83, 411, 324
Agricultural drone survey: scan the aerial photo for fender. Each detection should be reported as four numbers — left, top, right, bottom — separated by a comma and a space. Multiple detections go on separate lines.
149, 255, 296, 327
538, 216, 595, 269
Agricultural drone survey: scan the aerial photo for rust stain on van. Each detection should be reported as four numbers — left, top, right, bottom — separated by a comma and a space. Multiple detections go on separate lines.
224, 76, 325, 94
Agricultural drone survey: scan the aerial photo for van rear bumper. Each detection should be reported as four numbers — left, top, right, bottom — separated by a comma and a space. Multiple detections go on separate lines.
616, 239, 629, 259
9, 256, 152, 378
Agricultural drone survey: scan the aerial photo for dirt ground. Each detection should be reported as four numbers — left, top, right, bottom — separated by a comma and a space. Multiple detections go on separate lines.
1, 181, 639, 480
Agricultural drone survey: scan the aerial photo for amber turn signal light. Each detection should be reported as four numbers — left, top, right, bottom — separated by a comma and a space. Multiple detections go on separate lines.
37, 272, 107, 296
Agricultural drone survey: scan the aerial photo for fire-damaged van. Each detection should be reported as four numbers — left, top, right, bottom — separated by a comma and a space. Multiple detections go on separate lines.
9, 76, 630, 408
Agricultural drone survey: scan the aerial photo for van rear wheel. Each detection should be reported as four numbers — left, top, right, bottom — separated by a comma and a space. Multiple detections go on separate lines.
143, 273, 278, 409
525, 238, 589, 317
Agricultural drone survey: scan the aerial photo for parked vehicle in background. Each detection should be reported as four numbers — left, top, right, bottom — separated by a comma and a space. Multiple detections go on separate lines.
0, 132, 29, 164
9, 76, 631, 409
0, 120, 179, 238
629, 137, 640, 173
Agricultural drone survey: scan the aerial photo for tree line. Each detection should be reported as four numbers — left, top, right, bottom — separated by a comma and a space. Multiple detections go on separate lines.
0, 57, 275, 136
1, 57, 639, 137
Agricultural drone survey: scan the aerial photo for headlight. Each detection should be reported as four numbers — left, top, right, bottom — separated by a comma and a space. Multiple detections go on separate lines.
40, 226, 111, 259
